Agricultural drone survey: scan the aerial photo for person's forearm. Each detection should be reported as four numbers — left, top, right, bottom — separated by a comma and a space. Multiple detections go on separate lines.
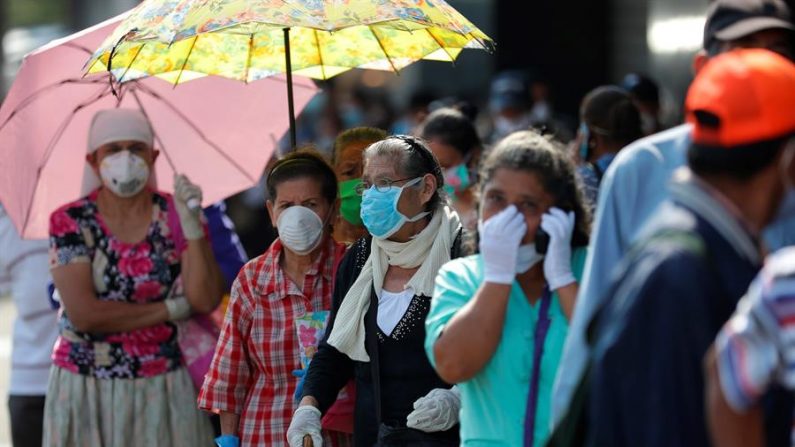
705, 347, 764, 447
182, 239, 224, 314
555, 282, 578, 321
433, 282, 511, 383
53, 265, 171, 333
70, 300, 169, 333
301, 342, 354, 413
219, 411, 240, 435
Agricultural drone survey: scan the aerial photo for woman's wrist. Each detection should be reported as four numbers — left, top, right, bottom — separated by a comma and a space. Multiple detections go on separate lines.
299, 396, 320, 408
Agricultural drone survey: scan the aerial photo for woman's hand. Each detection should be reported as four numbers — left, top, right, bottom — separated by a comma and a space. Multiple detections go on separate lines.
540, 207, 575, 290
406, 387, 461, 432
173, 174, 204, 240
287, 406, 323, 447
479, 205, 527, 284
540, 207, 578, 319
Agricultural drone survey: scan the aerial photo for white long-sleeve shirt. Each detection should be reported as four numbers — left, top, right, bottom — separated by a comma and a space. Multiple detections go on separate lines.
0, 205, 58, 395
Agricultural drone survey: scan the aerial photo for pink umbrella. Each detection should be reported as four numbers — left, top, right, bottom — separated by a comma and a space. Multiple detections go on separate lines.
0, 14, 318, 239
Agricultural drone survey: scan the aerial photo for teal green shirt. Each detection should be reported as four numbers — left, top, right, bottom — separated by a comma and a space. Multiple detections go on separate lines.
425, 248, 587, 446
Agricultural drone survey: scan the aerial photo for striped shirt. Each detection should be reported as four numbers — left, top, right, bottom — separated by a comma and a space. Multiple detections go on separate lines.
716, 246, 795, 439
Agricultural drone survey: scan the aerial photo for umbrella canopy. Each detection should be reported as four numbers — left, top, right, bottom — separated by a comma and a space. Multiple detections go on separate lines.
0, 13, 318, 239
85, 0, 494, 84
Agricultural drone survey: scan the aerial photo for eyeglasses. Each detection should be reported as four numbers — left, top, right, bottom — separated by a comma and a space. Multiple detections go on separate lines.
354, 176, 417, 195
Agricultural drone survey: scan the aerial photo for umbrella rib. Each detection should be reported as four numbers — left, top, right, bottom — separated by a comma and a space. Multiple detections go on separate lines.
129, 89, 178, 174
107, 31, 133, 96
63, 42, 94, 56
0, 78, 108, 132
112, 42, 145, 85
470, 33, 494, 52
173, 36, 198, 86
21, 83, 114, 233
244, 34, 254, 84
134, 83, 257, 183
369, 27, 398, 73
425, 28, 455, 63
313, 29, 327, 80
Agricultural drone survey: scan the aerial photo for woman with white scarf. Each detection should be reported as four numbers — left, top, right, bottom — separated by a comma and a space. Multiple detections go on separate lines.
287, 136, 464, 446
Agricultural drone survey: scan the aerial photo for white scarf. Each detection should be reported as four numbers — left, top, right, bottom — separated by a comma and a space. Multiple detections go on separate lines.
327, 205, 461, 361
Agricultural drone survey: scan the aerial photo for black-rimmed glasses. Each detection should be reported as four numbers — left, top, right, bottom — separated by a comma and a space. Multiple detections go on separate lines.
354, 176, 418, 195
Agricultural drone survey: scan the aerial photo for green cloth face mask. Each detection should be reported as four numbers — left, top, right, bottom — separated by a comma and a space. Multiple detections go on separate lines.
339, 178, 363, 226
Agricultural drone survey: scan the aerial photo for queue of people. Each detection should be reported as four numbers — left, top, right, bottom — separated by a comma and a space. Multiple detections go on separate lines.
5, 1, 795, 447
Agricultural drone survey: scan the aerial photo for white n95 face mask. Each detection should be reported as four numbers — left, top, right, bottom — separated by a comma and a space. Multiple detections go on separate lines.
277, 206, 325, 255
516, 244, 544, 273
99, 151, 150, 198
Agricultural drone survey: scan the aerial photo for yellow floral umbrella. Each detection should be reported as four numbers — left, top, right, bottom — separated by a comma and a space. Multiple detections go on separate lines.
86, 0, 494, 146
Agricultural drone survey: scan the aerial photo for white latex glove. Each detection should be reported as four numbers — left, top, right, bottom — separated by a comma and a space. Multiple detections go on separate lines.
406, 387, 461, 433
540, 207, 576, 290
287, 406, 323, 447
173, 174, 204, 240
165, 295, 191, 321
478, 205, 527, 284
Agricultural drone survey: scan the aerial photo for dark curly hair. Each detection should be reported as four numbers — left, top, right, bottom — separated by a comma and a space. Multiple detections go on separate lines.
417, 107, 481, 159
479, 130, 591, 247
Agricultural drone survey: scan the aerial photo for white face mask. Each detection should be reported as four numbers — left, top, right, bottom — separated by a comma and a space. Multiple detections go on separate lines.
516, 244, 544, 273
494, 115, 533, 137
99, 150, 150, 198
530, 100, 551, 123
277, 205, 325, 255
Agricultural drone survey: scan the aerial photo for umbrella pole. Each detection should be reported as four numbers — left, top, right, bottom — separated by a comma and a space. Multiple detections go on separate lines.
283, 27, 297, 149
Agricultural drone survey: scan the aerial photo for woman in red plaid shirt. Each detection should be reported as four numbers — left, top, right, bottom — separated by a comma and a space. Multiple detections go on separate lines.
198, 151, 348, 446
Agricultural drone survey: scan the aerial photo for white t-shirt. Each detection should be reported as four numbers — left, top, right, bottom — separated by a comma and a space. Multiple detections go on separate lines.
377, 287, 415, 337
0, 205, 58, 395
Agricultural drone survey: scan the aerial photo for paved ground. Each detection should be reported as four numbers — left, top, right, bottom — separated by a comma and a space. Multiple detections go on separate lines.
0, 295, 15, 447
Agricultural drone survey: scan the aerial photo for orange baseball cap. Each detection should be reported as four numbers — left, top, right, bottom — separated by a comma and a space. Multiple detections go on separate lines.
686, 48, 795, 147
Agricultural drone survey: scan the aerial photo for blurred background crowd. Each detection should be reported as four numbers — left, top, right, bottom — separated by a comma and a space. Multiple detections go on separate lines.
2, 1, 791, 446
0, 0, 715, 260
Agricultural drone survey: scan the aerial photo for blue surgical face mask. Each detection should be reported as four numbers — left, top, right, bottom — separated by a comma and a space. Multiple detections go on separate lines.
443, 163, 472, 197
360, 177, 430, 239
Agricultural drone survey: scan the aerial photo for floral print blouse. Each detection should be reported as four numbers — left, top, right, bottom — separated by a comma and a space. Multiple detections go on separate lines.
49, 189, 187, 379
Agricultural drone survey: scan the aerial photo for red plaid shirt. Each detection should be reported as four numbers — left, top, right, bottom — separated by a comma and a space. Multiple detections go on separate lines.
198, 237, 345, 446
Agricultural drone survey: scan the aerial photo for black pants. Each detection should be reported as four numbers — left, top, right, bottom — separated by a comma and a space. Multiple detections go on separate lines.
375, 423, 459, 447
8, 395, 45, 447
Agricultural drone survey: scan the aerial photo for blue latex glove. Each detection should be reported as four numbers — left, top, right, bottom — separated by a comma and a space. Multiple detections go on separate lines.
292, 367, 308, 402
215, 434, 240, 447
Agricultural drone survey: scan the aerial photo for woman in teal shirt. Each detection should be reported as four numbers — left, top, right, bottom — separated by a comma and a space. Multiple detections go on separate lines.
425, 130, 590, 446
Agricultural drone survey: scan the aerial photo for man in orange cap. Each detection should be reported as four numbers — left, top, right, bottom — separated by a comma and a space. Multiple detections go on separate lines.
550, 49, 795, 447
554, 0, 795, 426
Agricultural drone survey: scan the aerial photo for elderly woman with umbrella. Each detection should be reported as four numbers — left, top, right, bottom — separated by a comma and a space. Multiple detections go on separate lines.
44, 109, 224, 446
